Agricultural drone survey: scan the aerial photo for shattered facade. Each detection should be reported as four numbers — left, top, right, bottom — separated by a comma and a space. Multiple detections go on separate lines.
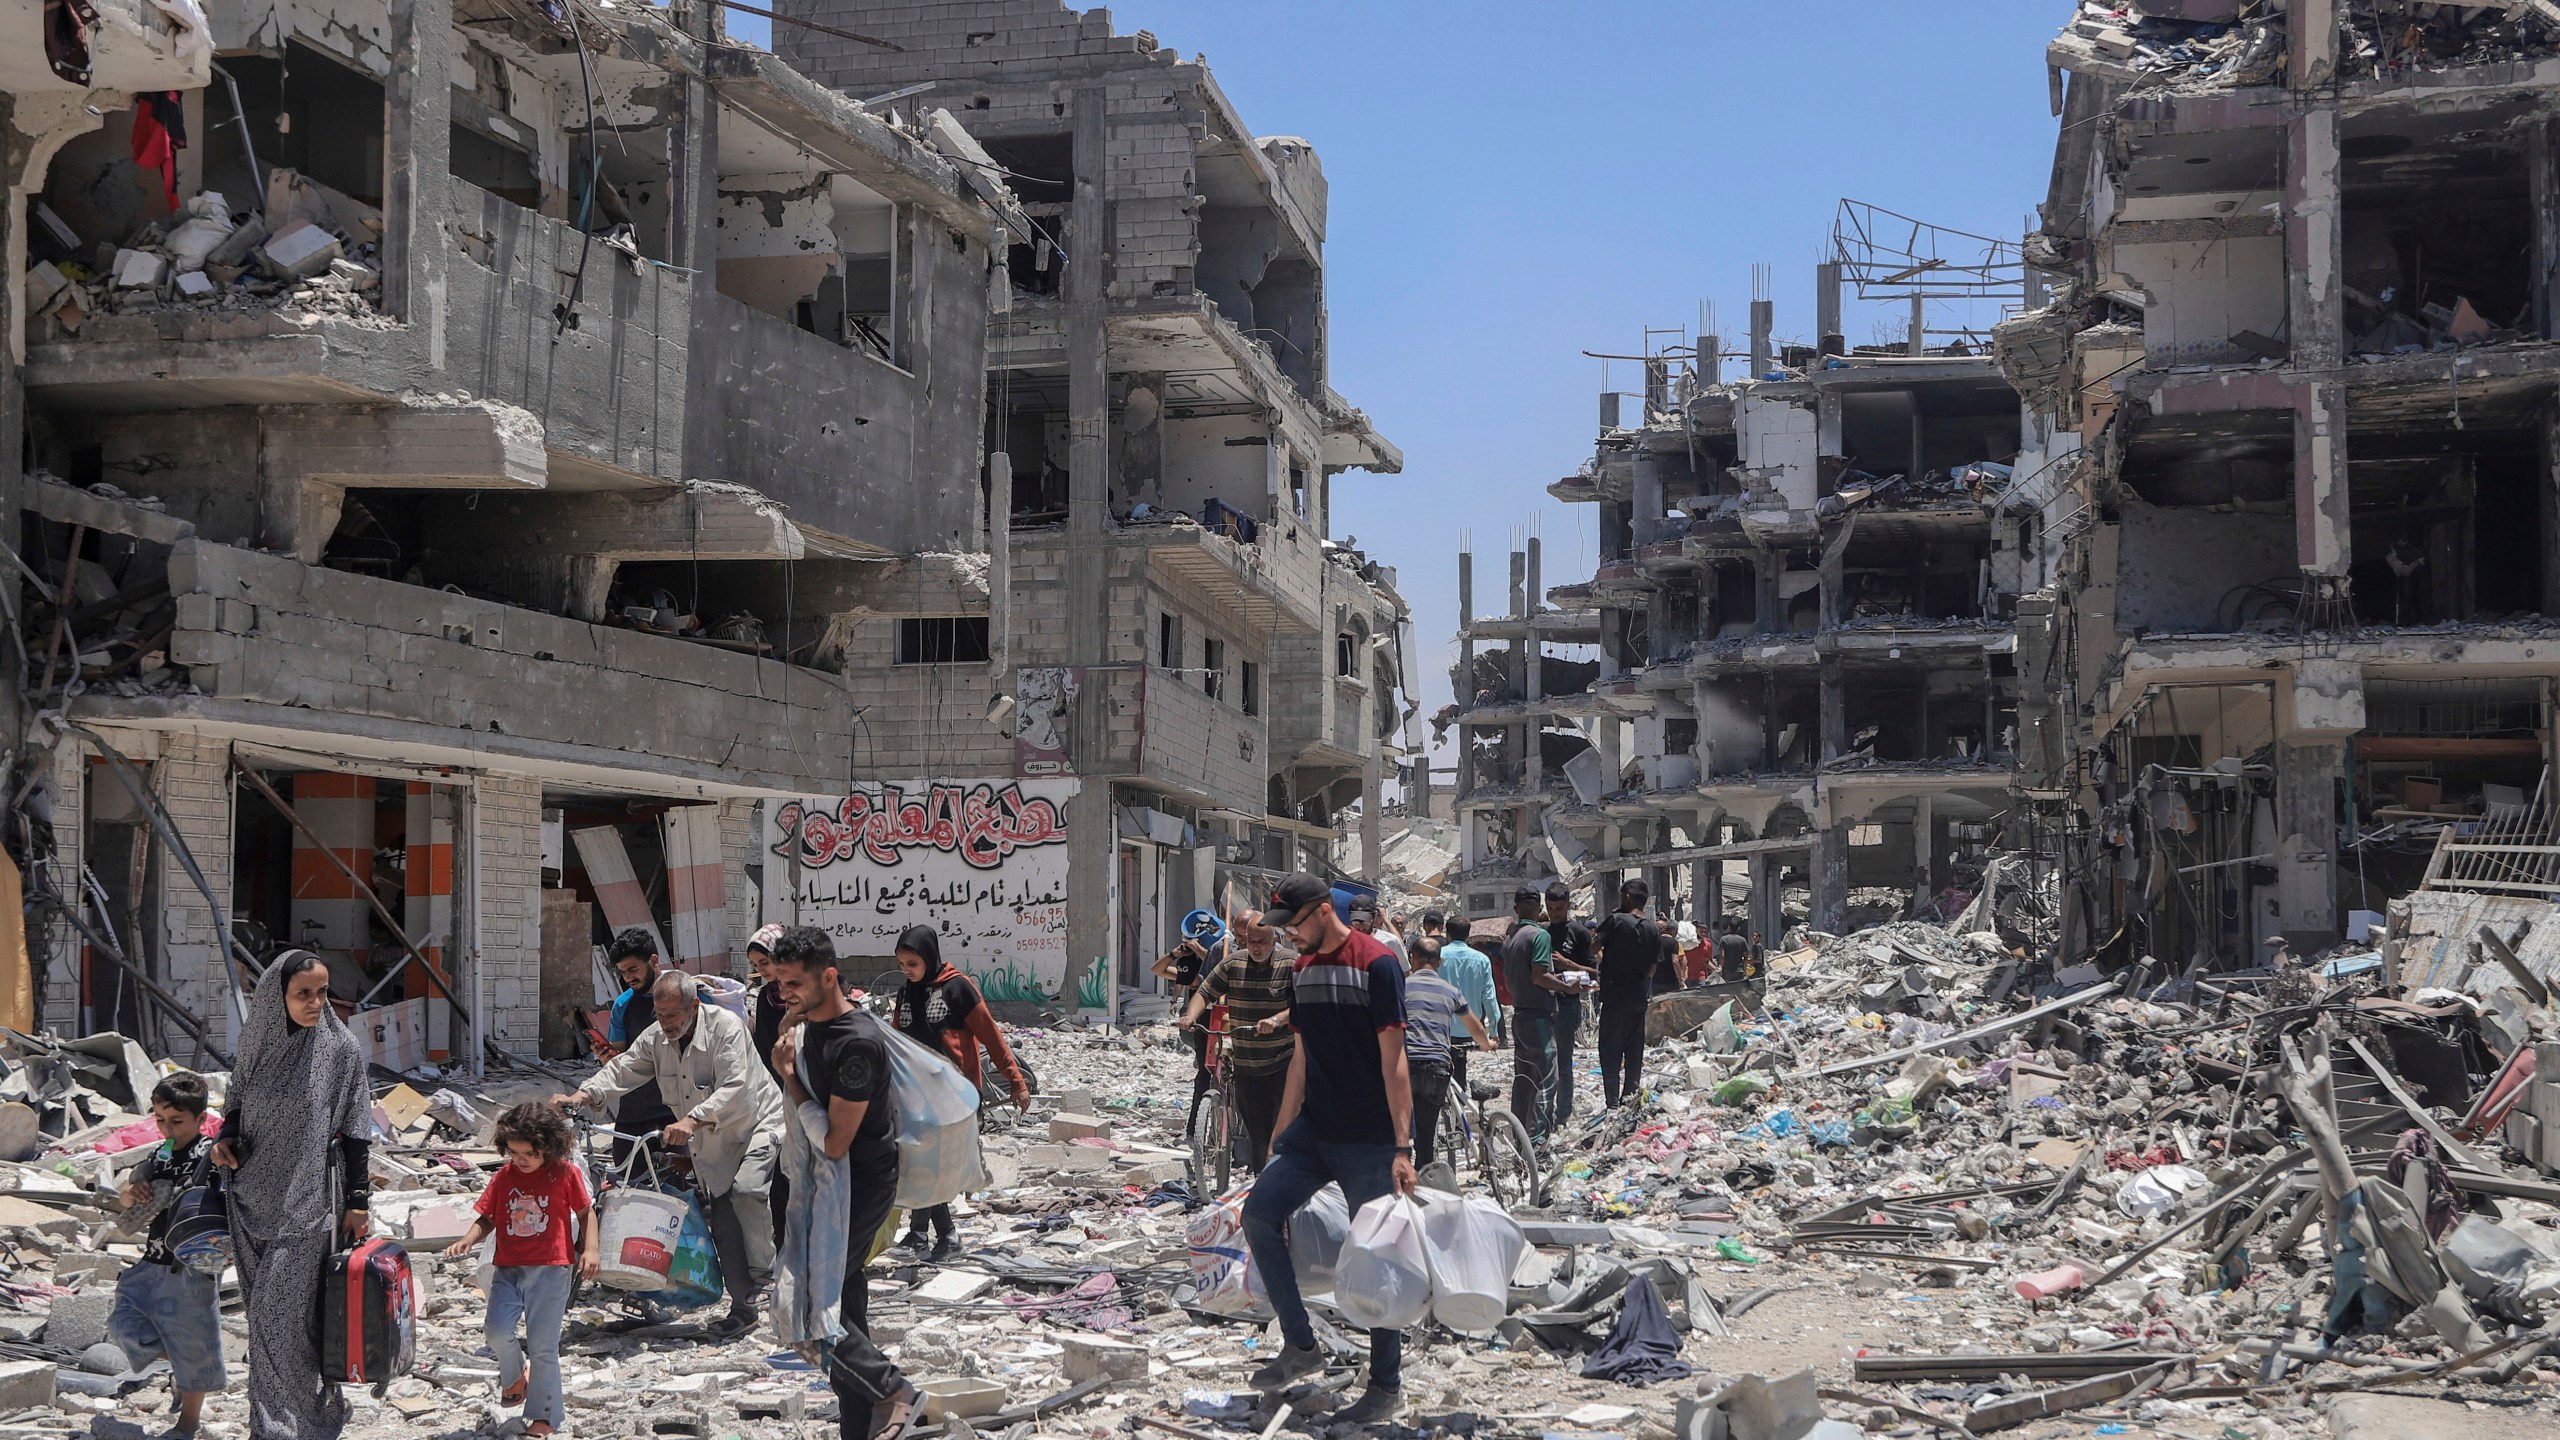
1, 0, 1019, 1064
769, 0, 1416, 1009
2015, 0, 2560, 967
1450, 277, 2043, 936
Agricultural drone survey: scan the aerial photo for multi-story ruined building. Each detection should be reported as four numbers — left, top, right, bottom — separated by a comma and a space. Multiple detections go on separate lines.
0, 0, 1021, 1063
2012, 0, 2560, 966
771, 1, 1412, 1007
1451, 266, 2056, 935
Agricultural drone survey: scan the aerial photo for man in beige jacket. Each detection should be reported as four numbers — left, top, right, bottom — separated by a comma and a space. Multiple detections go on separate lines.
565, 971, 785, 1336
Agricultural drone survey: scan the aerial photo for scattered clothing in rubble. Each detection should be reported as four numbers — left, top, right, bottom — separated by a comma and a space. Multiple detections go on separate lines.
1579, 1273, 1692, 1386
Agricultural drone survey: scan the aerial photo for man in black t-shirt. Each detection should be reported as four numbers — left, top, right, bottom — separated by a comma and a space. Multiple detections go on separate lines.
1591, 881, 1660, 1108
769, 926, 916, 1440
1715, 923, 1753, 984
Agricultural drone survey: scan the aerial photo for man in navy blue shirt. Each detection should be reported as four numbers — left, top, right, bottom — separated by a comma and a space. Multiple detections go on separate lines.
1241, 873, 1415, 1426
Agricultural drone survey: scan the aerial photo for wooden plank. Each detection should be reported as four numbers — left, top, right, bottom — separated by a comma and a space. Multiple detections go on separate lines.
0, 850, 26, 1035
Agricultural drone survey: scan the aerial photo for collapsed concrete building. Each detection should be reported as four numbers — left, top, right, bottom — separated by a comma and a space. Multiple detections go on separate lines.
0, 0, 1030, 1064
2012, 0, 2560, 966
768, 0, 1414, 1007
1448, 259, 2057, 934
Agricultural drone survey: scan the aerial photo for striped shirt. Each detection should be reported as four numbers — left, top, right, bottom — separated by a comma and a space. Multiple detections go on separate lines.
1198, 950, 1295, 1074
1401, 969, 1472, 1066
1290, 929, 1405, 1145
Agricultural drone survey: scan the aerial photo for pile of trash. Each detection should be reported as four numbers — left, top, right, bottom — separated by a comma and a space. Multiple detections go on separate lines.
27, 168, 387, 339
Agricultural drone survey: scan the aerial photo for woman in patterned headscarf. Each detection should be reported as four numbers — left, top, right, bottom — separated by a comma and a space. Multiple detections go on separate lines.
210, 951, 373, 1440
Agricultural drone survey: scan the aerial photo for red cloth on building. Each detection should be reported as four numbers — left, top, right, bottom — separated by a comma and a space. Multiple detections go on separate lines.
129, 97, 179, 213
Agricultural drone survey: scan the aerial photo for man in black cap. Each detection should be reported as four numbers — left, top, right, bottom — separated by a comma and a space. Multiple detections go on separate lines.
1501, 887, 1577, 1141
1240, 873, 1415, 1425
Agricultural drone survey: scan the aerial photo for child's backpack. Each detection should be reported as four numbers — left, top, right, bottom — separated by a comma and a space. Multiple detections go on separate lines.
163, 1160, 232, 1275
315, 1238, 415, 1384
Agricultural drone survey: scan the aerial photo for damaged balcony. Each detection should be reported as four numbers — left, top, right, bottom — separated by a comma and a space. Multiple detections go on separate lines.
24, 491, 856, 794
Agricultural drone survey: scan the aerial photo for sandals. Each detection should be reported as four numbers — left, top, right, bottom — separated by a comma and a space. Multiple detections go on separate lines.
865, 1383, 920, 1440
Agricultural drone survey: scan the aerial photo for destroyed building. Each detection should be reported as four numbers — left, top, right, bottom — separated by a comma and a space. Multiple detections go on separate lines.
2012, 0, 2560, 966
1448, 252, 2048, 934
767, 0, 1417, 1010
0, 0, 1025, 1065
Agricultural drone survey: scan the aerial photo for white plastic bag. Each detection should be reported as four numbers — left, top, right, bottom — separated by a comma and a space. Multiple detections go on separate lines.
1184, 1186, 1271, 1319
879, 1024, 989, 1208
1335, 1194, 1432, 1331
2114, 1164, 2209, 1221
1416, 1188, 1526, 1334
1285, 1184, 1349, 1296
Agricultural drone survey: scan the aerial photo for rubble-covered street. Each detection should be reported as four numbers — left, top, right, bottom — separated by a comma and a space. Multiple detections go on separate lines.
4, 886, 2560, 1440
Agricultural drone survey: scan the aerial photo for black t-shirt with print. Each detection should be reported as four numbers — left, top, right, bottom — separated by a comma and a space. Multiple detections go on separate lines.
799, 1008, 897, 1158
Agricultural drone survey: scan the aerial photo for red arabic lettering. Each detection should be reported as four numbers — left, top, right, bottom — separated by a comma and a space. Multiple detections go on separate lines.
772, 782, 1068, 872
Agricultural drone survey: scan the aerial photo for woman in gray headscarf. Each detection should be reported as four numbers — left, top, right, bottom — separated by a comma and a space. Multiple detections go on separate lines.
211, 951, 373, 1440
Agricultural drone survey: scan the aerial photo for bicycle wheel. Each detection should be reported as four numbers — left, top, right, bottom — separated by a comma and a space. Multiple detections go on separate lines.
1186, 1085, 1229, 1197
980, 1057, 1038, 1132
1434, 1102, 1479, 1190
864, 971, 904, 1018
1482, 1106, 1540, 1209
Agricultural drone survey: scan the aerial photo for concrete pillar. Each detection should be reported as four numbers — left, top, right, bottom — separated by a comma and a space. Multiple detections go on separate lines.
1819, 657, 1846, 762
1907, 294, 1926, 357
1633, 456, 1664, 536
2287, 0, 2335, 90
2533, 121, 2560, 341
2275, 739, 2343, 948
1755, 550, 1781, 635
1525, 539, 1544, 791
2286, 101, 2350, 576
1690, 856, 1714, 927
1457, 548, 1475, 798
1910, 796, 1933, 910
1508, 549, 1526, 619
1699, 333, 1720, 386
1690, 679, 1714, 779
1748, 299, 1773, 378
382, 0, 452, 341
1815, 261, 1843, 357
1061, 86, 1114, 1012
1360, 746, 1383, 885
1749, 852, 1782, 944
1812, 825, 1849, 934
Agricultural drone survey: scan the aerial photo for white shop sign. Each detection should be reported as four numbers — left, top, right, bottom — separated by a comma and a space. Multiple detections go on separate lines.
763, 780, 1079, 1006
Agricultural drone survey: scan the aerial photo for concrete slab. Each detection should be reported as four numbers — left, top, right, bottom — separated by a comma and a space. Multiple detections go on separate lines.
2330, 1394, 2551, 1440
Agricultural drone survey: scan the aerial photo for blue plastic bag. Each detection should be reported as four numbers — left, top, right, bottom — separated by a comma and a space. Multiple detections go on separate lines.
662, 1192, 725, 1311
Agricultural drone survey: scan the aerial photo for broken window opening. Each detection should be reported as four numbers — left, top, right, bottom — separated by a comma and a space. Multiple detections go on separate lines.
895, 616, 991, 664
206, 44, 389, 212
450, 123, 540, 213
1241, 659, 1261, 717
2343, 120, 2537, 353
572, 129, 670, 262
2346, 433, 2545, 626
835, 200, 909, 366
1201, 635, 1226, 700
1161, 612, 1184, 672
978, 134, 1068, 298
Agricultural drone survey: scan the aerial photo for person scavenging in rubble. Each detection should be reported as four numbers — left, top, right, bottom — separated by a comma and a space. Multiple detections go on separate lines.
212, 950, 372, 1440
562, 969, 786, 1339
1153, 912, 1224, 1108
1543, 884, 1595, 1127
890, 924, 1031, 1260
600, 928, 676, 1165
1179, 908, 1294, 1172
1240, 873, 1417, 1426
1592, 879, 1661, 1108
768, 925, 921, 1440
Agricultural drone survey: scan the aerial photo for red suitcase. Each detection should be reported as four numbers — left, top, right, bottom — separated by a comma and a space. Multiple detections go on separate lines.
316, 1237, 415, 1384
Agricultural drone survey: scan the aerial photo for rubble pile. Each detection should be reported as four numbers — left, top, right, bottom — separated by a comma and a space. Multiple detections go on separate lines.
2051, 1, 2560, 92
2, 907, 2559, 1438
27, 168, 388, 339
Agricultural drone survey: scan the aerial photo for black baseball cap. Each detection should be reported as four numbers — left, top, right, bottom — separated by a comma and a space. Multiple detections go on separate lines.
1268, 873, 1331, 927
1347, 897, 1379, 922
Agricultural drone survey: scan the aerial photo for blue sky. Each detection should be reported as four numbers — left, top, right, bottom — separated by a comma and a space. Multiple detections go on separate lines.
728, 2, 2069, 782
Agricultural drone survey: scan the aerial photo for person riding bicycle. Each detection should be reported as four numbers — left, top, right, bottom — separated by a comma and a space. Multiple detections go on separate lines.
1179, 909, 1293, 1172
1153, 910, 1226, 1107
1401, 936, 1494, 1174
889, 925, 1030, 1261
